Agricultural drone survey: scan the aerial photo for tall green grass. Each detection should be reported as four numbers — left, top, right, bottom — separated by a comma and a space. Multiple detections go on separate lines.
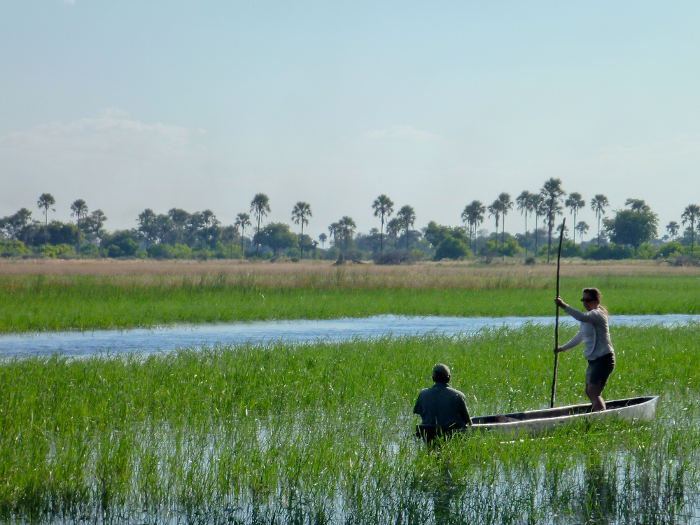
1, 325, 697, 523
1, 273, 698, 332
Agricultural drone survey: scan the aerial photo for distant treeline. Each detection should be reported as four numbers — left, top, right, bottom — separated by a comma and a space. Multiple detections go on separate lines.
1, 179, 698, 262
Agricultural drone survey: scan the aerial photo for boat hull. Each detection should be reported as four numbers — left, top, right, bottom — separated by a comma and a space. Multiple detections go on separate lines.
469, 395, 659, 435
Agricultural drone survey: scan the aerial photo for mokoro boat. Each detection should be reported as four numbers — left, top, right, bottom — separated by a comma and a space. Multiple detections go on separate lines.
417, 396, 659, 441
471, 395, 659, 435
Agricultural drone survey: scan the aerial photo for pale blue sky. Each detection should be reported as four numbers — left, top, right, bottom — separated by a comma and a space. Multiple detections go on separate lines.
2, 1, 699, 239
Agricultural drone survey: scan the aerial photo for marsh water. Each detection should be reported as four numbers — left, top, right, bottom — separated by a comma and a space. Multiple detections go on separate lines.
1, 313, 697, 358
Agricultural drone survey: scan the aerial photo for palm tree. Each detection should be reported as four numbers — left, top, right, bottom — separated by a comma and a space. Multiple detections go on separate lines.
665, 221, 679, 240
540, 178, 565, 263
682, 203, 700, 256
461, 200, 485, 251
531, 193, 545, 256
328, 222, 339, 249
576, 221, 589, 242
336, 216, 357, 256
516, 191, 532, 256
565, 192, 585, 245
625, 198, 650, 212
590, 194, 609, 247
488, 200, 500, 250
37, 193, 56, 225
318, 232, 327, 248
386, 217, 401, 246
372, 194, 394, 253
291, 201, 312, 258
250, 193, 270, 255
396, 205, 416, 250
497, 192, 513, 249
70, 199, 89, 255
234, 213, 251, 253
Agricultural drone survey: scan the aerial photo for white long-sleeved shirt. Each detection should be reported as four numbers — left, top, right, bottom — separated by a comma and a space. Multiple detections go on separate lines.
559, 305, 615, 360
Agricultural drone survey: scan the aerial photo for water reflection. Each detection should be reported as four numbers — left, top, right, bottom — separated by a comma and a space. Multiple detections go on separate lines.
1, 314, 697, 359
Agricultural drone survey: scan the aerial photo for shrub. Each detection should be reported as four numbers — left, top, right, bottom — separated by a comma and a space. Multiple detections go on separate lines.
583, 243, 634, 260
0, 240, 32, 257
35, 243, 75, 258
435, 237, 470, 260
656, 242, 684, 259
373, 250, 416, 265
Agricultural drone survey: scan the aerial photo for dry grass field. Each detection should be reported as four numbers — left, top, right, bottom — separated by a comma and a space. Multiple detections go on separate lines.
0, 258, 697, 289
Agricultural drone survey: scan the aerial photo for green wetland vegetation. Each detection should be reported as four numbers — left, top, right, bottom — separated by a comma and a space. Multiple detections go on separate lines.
1, 325, 698, 524
0, 271, 698, 332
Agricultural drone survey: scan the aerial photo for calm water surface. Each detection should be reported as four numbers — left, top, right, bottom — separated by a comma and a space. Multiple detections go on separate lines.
1, 314, 697, 359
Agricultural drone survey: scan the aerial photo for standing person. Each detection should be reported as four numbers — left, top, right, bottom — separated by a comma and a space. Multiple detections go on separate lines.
555, 288, 615, 411
414, 363, 472, 442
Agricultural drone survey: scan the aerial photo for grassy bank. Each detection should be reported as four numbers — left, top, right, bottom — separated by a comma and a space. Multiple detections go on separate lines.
1, 271, 698, 332
1, 325, 698, 523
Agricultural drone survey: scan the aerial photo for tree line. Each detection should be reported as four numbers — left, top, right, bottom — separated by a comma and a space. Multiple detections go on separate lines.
1, 180, 698, 262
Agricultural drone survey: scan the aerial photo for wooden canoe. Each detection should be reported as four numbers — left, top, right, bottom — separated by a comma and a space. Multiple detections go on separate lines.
470, 395, 659, 435
416, 396, 659, 442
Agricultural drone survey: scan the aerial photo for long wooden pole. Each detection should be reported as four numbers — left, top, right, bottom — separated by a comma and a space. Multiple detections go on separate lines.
550, 218, 566, 408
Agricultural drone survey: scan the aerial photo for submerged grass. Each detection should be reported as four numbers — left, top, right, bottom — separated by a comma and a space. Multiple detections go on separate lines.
1, 272, 698, 332
1, 325, 698, 523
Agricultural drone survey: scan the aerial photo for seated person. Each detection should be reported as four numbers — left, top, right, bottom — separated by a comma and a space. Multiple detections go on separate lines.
414, 363, 472, 442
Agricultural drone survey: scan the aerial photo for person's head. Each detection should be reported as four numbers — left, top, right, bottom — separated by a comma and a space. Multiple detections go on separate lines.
432, 363, 451, 384
581, 288, 602, 311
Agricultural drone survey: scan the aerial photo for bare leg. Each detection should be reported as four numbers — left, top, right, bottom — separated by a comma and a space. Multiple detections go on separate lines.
586, 383, 606, 411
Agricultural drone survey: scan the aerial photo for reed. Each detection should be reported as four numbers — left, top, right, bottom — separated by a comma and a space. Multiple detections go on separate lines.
1, 272, 697, 332
1, 325, 697, 523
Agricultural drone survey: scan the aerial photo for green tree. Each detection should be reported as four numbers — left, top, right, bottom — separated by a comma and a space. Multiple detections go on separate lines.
386, 217, 401, 247
253, 222, 296, 256
487, 200, 500, 249
625, 198, 650, 212
220, 225, 238, 258
497, 192, 513, 249
435, 235, 469, 260
168, 208, 190, 244
250, 193, 270, 255
516, 191, 533, 255
461, 200, 485, 252
396, 205, 416, 250
0, 208, 32, 240
565, 192, 585, 245
235, 213, 251, 253
540, 178, 565, 263
575, 221, 589, 243
37, 193, 56, 226
424, 221, 470, 260
681, 203, 699, 256
291, 201, 312, 258
137, 209, 159, 245
70, 199, 88, 255
532, 193, 545, 255
665, 221, 679, 240
604, 207, 658, 251
318, 232, 327, 248
102, 230, 139, 258
590, 194, 609, 247
83, 209, 107, 246
335, 216, 357, 257
372, 194, 394, 253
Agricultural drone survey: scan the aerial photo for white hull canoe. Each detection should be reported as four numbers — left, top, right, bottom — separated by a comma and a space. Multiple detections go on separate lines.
469, 395, 659, 436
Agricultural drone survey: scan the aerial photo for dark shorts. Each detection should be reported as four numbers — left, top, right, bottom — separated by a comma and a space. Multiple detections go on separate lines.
586, 352, 615, 387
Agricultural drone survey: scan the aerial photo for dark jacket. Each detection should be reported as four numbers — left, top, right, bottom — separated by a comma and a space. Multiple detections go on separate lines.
413, 382, 472, 429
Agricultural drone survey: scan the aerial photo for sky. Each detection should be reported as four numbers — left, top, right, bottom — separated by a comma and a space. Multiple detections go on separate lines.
2, 1, 699, 240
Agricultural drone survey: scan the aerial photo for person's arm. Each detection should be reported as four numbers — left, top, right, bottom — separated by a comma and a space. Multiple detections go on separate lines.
558, 326, 583, 352
413, 395, 422, 416
564, 305, 599, 323
458, 394, 472, 426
